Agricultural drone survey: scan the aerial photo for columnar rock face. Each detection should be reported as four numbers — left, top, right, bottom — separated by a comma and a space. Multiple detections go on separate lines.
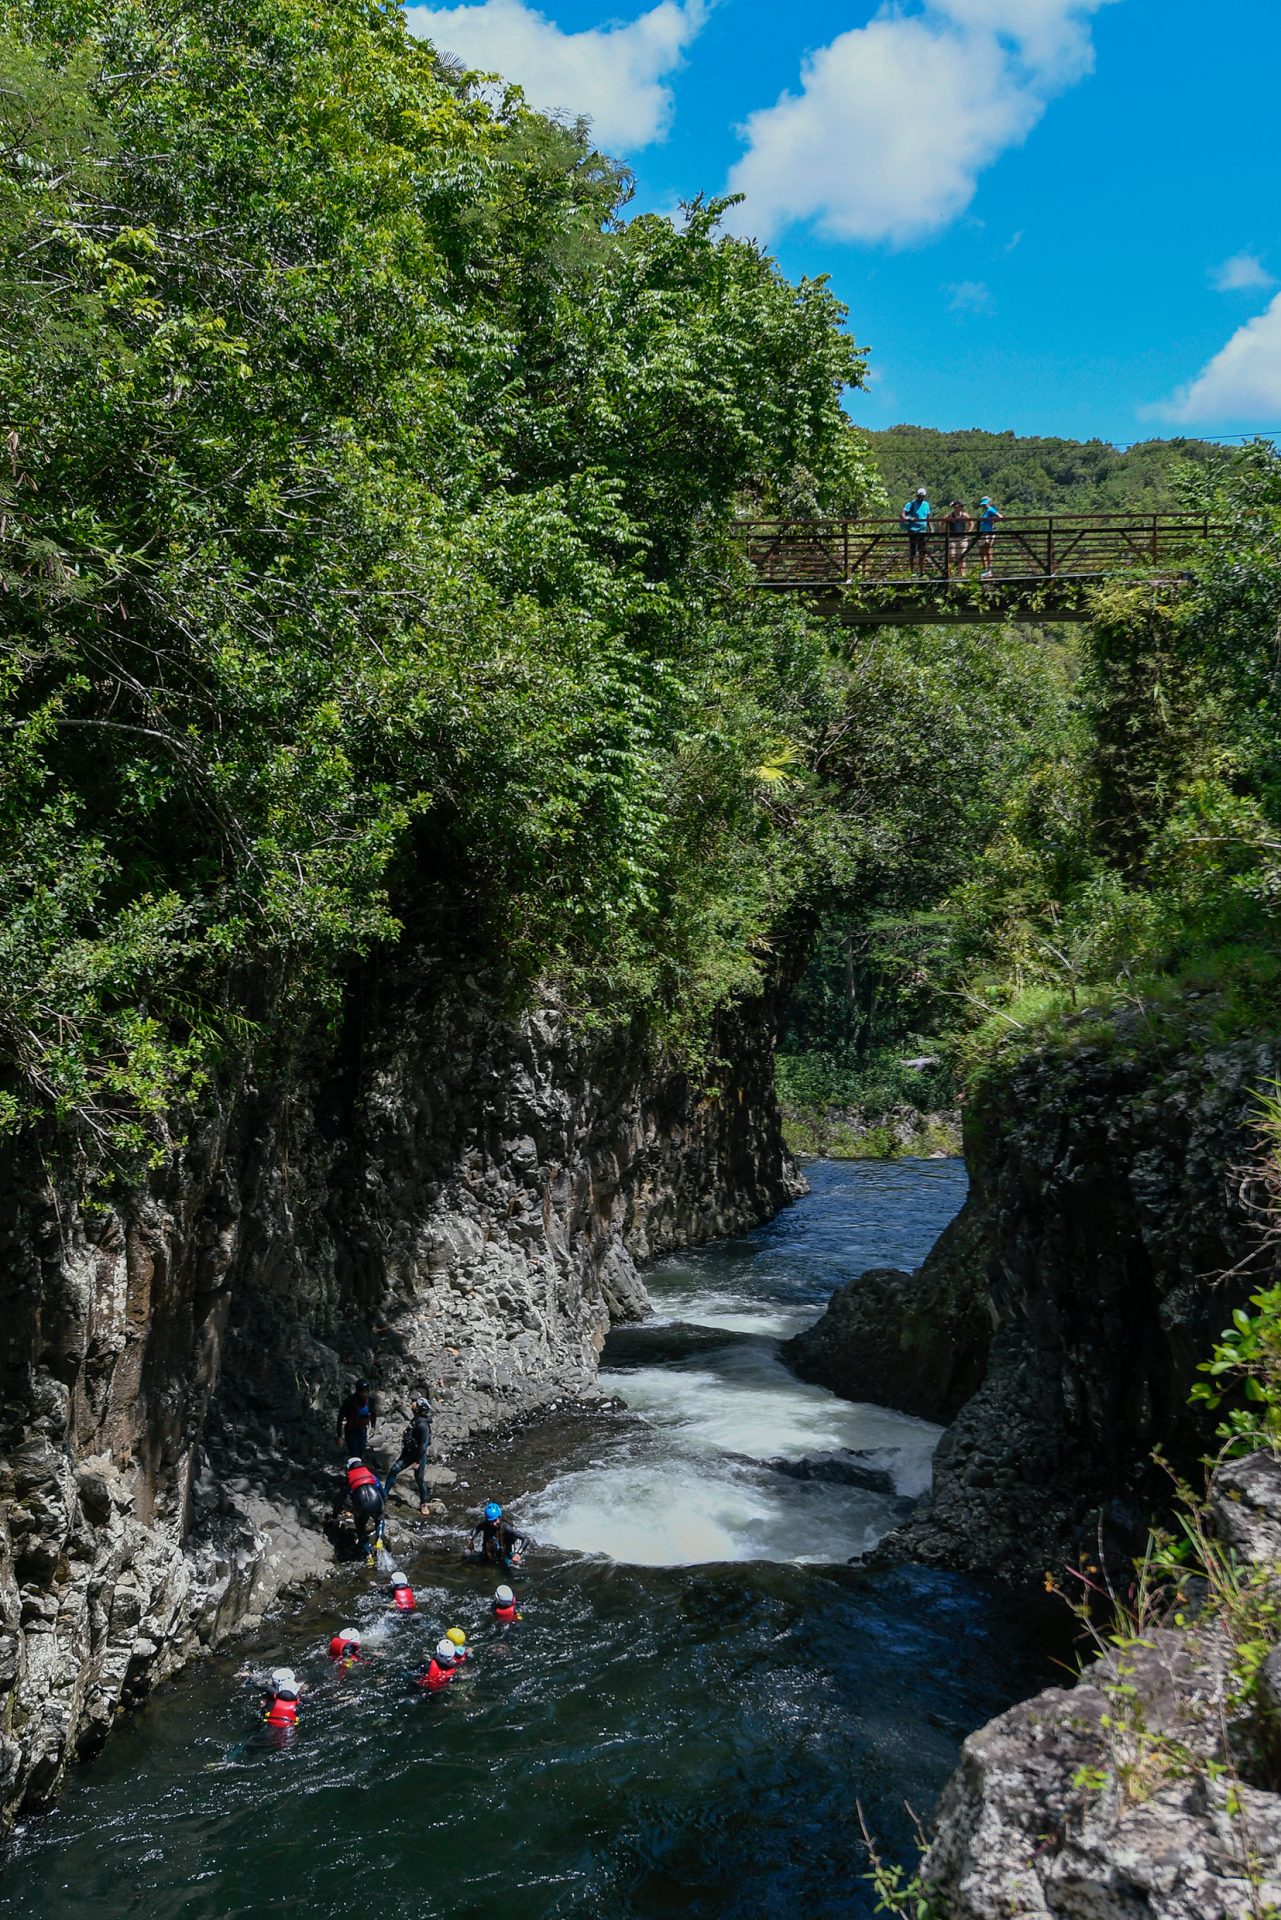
0, 957, 801, 1826
923, 1453, 1281, 1920
891, 1024, 1280, 1581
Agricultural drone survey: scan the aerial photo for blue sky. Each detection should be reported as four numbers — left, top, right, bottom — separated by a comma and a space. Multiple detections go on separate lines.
401, 0, 1281, 444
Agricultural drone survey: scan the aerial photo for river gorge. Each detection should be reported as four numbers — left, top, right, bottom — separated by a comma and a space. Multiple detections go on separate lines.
0, 1160, 1069, 1920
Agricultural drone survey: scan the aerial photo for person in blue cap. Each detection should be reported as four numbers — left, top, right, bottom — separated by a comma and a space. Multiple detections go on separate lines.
899, 487, 932, 576
469, 1501, 526, 1569
977, 496, 1003, 578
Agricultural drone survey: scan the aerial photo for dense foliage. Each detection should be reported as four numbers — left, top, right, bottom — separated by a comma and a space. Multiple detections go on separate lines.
7, 0, 1056, 1164
867, 424, 1220, 515
779, 442, 1281, 1141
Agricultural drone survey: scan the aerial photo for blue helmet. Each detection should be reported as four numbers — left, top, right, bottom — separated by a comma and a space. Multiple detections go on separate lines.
484, 1501, 502, 1523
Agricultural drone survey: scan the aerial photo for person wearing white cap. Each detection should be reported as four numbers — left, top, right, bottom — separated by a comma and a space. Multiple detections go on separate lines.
416, 1638, 463, 1692
328, 1626, 363, 1664
261, 1667, 302, 1726
899, 486, 933, 577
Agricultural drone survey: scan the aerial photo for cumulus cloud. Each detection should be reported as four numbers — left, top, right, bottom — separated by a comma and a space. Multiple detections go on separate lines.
725, 0, 1111, 246
402, 0, 706, 150
1210, 252, 1275, 294
1157, 294, 1281, 425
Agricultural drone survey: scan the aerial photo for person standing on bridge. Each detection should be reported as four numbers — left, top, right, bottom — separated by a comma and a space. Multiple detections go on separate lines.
945, 500, 973, 578
899, 487, 932, 577
977, 497, 1003, 579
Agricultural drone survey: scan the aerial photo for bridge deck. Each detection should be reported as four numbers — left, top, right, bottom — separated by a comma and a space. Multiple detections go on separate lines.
741, 512, 1215, 622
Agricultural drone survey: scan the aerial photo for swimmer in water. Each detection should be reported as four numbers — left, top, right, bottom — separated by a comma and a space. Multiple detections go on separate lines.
492, 1584, 519, 1626
416, 1638, 463, 1691
469, 1501, 525, 1569
328, 1626, 364, 1666
260, 1667, 302, 1726
388, 1569, 416, 1611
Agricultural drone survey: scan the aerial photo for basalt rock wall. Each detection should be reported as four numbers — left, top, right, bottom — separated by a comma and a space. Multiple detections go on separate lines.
0, 954, 801, 1826
891, 1016, 1279, 1582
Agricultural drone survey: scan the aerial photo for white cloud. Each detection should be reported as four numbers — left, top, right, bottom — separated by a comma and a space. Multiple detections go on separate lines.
725, 0, 1111, 246
1210, 252, 1275, 294
402, 0, 706, 150
1157, 294, 1281, 426
946, 279, 995, 314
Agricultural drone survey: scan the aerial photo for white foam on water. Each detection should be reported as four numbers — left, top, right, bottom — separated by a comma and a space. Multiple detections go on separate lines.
647, 1287, 819, 1339
601, 1349, 940, 1491
520, 1457, 889, 1567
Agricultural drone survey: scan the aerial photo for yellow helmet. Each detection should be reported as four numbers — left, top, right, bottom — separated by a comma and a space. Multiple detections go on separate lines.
446, 1626, 467, 1647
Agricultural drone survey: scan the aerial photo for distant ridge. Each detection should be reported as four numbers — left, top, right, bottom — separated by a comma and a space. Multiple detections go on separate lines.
862, 425, 1221, 516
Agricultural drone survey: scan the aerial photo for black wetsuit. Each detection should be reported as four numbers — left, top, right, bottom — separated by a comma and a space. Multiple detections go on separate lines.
472, 1517, 525, 1567
337, 1389, 376, 1458
384, 1409, 432, 1504
333, 1464, 384, 1546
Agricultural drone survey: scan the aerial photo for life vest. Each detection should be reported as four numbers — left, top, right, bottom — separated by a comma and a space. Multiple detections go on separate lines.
493, 1602, 517, 1624
328, 1635, 360, 1660
417, 1659, 454, 1691
346, 1463, 378, 1492
391, 1585, 415, 1611
263, 1691, 299, 1726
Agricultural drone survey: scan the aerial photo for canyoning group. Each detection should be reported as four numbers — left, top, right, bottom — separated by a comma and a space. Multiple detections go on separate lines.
256, 1379, 528, 1735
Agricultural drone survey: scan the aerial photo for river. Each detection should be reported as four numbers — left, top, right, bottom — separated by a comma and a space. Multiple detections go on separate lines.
1, 1160, 1064, 1919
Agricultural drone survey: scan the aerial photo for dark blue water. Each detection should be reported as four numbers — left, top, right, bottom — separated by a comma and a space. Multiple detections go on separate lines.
0, 1161, 1063, 1919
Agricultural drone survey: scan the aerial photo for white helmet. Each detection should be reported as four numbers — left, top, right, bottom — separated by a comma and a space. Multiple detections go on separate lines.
346, 1457, 362, 1469
390, 1570, 409, 1586
435, 1639, 458, 1665
338, 1627, 361, 1645
271, 1667, 297, 1691
495, 1585, 514, 1605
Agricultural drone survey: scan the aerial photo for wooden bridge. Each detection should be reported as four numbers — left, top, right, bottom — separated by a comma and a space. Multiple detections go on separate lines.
740, 511, 1218, 623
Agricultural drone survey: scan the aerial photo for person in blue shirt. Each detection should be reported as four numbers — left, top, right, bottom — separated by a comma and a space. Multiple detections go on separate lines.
977, 497, 1003, 578
899, 488, 932, 576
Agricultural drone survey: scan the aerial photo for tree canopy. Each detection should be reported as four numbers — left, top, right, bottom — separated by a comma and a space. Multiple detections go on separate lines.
0, 0, 936, 1159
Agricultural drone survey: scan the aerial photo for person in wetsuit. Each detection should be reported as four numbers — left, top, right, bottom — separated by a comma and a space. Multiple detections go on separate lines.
416, 1638, 462, 1691
260, 1667, 302, 1726
469, 1501, 525, 1569
332, 1457, 386, 1552
336, 1380, 377, 1458
328, 1626, 364, 1665
383, 1393, 433, 1514
492, 1584, 519, 1626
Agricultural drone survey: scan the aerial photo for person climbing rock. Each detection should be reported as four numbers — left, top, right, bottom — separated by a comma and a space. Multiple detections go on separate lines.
469, 1501, 525, 1569
388, 1569, 416, 1611
333, 1456, 386, 1552
260, 1667, 302, 1726
328, 1626, 364, 1665
336, 1379, 377, 1458
492, 1584, 519, 1626
416, 1638, 462, 1691
383, 1392, 433, 1514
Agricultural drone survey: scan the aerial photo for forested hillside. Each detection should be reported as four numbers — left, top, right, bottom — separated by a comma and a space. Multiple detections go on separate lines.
868, 424, 1221, 514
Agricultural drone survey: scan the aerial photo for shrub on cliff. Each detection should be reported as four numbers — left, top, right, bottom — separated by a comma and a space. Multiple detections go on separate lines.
0, 0, 886, 1157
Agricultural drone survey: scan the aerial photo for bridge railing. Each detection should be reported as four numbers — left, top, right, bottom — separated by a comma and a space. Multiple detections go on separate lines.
739, 511, 1217, 589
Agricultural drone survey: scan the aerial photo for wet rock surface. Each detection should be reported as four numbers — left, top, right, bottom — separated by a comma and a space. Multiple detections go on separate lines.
889, 1024, 1280, 1581
781, 1204, 991, 1423
923, 1453, 1281, 1920
0, 962, 800, 1826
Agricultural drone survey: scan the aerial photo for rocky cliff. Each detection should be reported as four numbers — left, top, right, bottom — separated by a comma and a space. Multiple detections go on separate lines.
0, 954, 800, 1826
922, 1450, 1281, 1920
885, 1019, 1280, 1581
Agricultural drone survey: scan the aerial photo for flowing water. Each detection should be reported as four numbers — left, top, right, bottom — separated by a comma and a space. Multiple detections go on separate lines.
1, 1161, 1065, 1919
